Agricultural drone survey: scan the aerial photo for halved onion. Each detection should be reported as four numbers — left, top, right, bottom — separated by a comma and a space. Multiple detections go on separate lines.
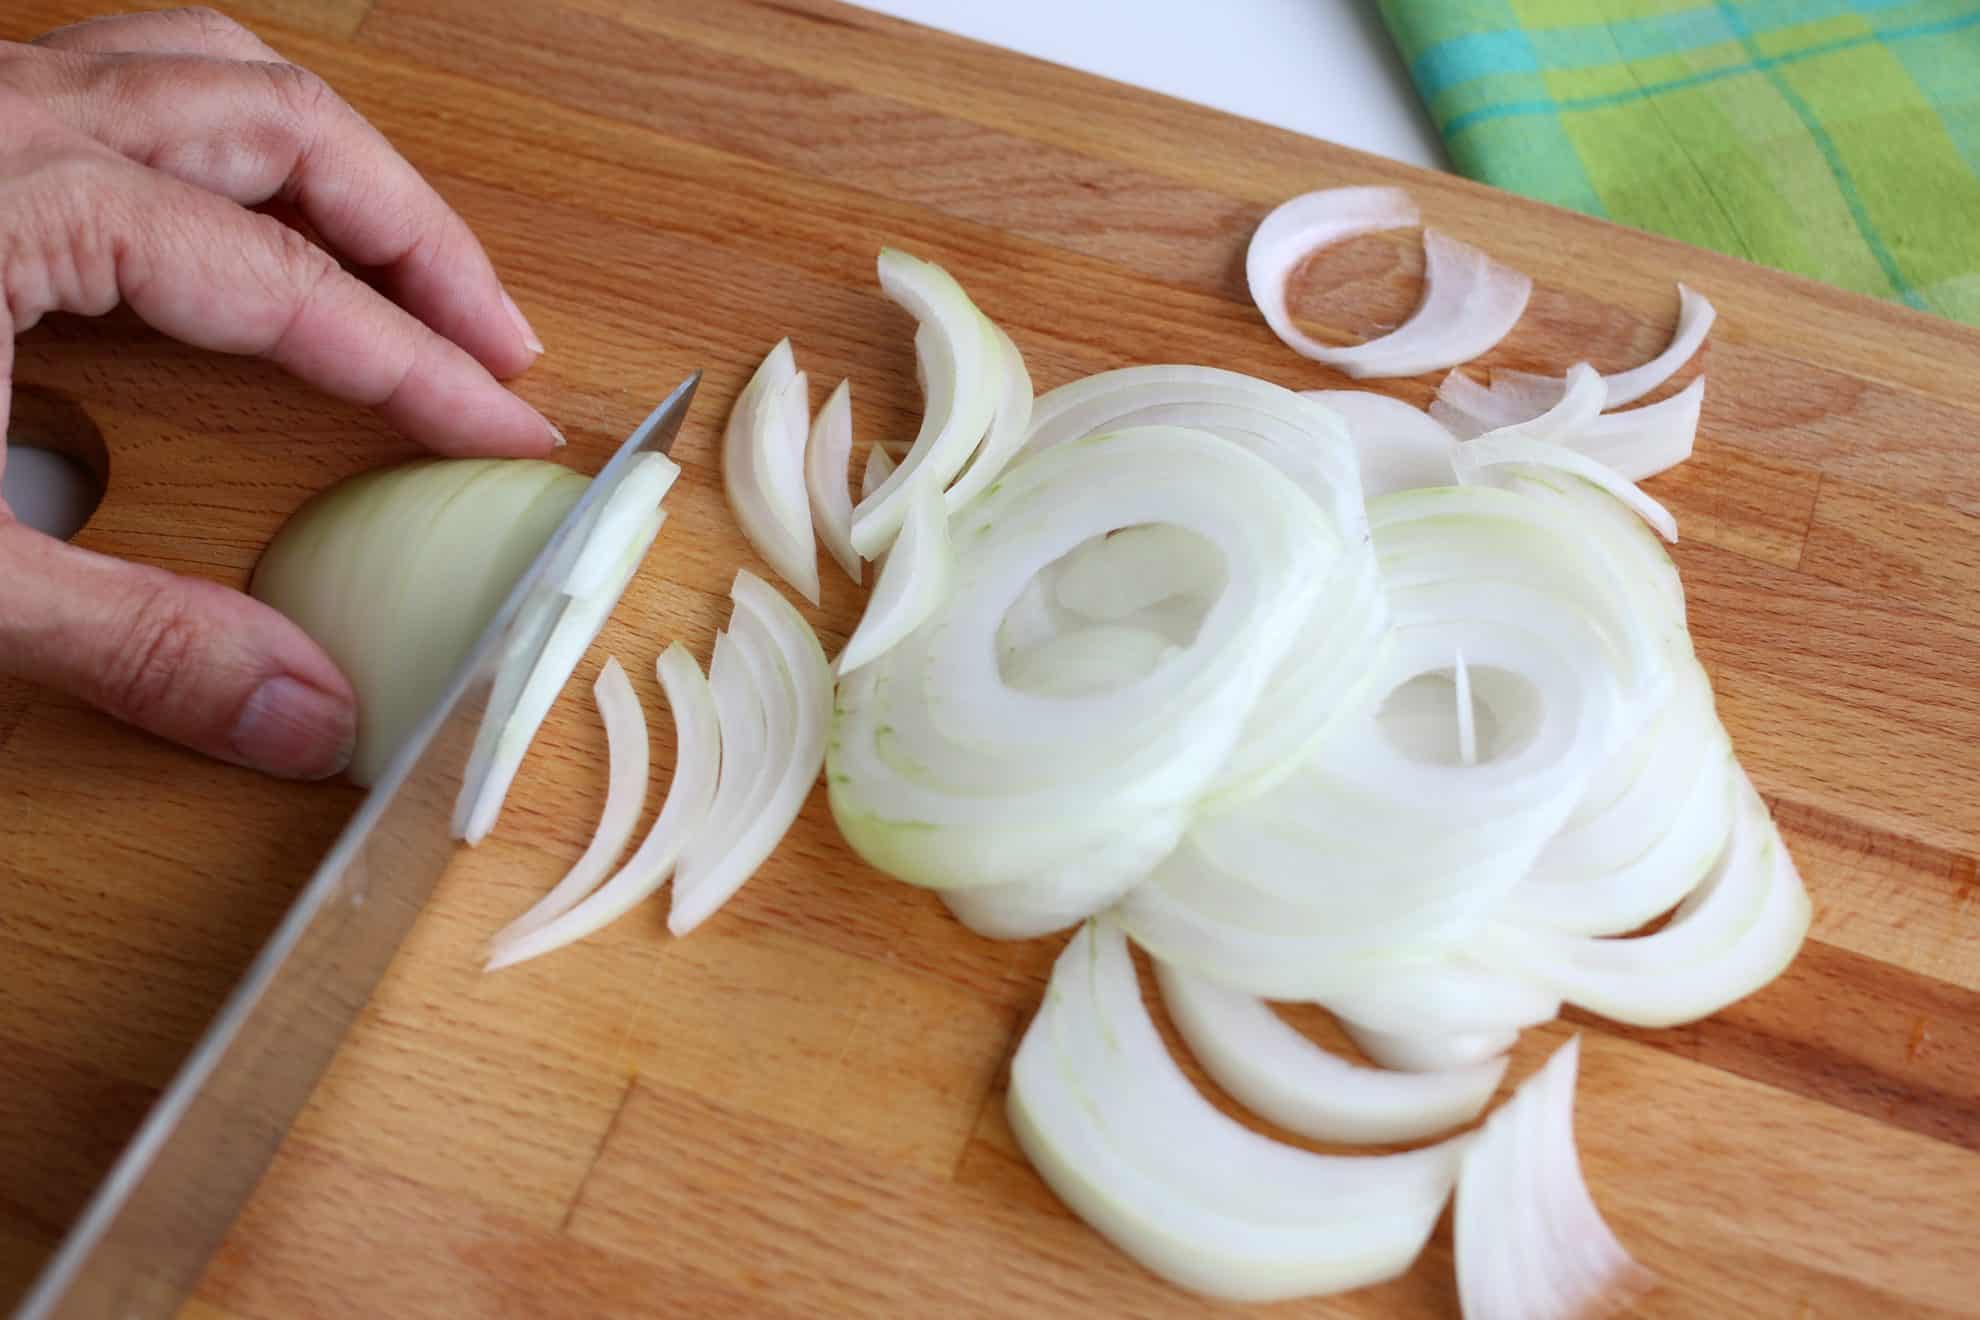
484, 643, 720, 971
835, 481, 953, 676
724, 341, 821, 604
1455, 1036, 1654, 1320
1008, 921, 1466, 1302
806, 378, 860, 583
670, 570, 832, 935
1156, 961, 1506, 1143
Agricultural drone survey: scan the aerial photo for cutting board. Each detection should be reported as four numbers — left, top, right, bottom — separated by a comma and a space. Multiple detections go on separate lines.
4, 0, 1978, 1314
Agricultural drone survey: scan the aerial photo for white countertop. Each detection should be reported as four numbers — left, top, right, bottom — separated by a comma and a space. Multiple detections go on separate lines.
2, 1, 1439, 538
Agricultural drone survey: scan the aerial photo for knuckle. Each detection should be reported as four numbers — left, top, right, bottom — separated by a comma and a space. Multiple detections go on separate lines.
176, 6, 249, 40
99, 579, 208, 726
258, 60, 344, 127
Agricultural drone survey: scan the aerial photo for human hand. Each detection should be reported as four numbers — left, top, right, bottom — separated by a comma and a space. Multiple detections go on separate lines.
0, 8, 558, 779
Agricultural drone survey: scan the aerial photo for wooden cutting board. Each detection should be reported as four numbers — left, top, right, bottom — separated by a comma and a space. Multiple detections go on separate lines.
4, 0, 1978, 1314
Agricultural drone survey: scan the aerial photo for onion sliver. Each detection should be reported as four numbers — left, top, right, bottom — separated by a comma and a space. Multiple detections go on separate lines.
1008, 922, 1466, 1302
1458, 432, 1678, 542
565, 453, 679, 599
1344, 1021, 1521, 1074
1494, 283, 1715, 411
850, 249, 999, 557
1248, 186, 1530, 378
1563, 378, 1705, 482
941, 318, 1034, 513
670, 570, 832, 935
1301, 390, 1457, 498
485, 643, 721, 971
836, 481, 953, 676
1456, 1037, 1653, 1320
484, 655, 648, 950
1156, 961, 1506, 1143
860, 443, 896, 502
829, 425, 1339, 904
724, 341, 821, 604
806, 378, 860, 584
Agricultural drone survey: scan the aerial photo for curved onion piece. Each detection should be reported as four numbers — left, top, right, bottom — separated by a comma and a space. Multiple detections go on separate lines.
1343, 1021, 1522, 1074
1301, 390, 1457, 498
805, 378, 861, 584
724, 341, 821, 604
461, 506, 667, 844
1156, 961, 1506, 1143
1457, 1037, 1654, 1320
1250, 195, 1532, 378
485, 644, 721, 971
565, 453, 679, 598
1458, 432, 1678, 543
1496, 283, 1715, 411
942, 318, 1034, 513
1565, 378, 1704, 482
1320, 957, 1560, 1037
670, 571, 832, 935
486, 656, 648, 948
1434, 361, 1607, 443
836, 482, 953, 676
1008, 922, 1465, 1303
859, 443, 897, 502
829, 426, 1339, 904
850, 249, 999, 557
1476, 773, 1811, 1028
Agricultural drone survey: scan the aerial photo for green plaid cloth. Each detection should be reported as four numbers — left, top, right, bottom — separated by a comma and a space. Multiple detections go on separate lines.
1378, 0, 1980, 325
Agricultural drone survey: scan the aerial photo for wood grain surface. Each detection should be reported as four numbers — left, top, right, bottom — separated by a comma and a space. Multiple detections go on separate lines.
3, 0, 1978, 1314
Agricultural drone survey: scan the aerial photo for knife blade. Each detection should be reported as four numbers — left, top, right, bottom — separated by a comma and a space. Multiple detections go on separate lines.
16, 372, 700, 1320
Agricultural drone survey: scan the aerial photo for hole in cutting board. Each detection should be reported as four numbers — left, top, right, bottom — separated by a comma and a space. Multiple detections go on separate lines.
3, 388, 108, 542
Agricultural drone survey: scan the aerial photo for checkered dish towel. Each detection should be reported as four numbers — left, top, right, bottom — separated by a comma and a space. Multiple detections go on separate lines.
1379, 0, 1980, 325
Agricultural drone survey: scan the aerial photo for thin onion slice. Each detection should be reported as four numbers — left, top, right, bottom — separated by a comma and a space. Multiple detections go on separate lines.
1343, 1022, 1521, 1074
485, 643, 721, 971
1456, 1036, 1654, 1320
941, 318, 1034, 513
860, 443, 897, 502
1494, 283, 1715, 410
836, 481, 953, 676
1008, 921, 1466, 1302
1434, 370, 1705, 484
1156, 961, 1506, 1143
850, 248, 999, 557
723, 341, 821, 604
565, 453, 679, 599
806, 378, 861, 584
485, 656, 649, 948
1300, 390, 1457, 497
1458, 431, 1678, 543
1248, 187, 1530, 378
670, 570, 832, 935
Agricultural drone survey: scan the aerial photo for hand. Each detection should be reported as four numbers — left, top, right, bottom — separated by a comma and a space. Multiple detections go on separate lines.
0, 8, 559, 780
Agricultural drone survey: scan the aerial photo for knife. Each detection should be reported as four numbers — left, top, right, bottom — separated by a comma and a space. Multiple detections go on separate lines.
15, 372, 700, 1320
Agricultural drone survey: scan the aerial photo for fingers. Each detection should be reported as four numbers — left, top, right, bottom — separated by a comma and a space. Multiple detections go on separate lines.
0, 518, 355, 779
21, 48, 542, 380
1, 111, 557, 457
31, 6, 287, 63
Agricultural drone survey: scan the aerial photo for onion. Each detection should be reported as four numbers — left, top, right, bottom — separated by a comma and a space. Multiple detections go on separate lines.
1300, 390, 1458, 497
1343, 1022, 1521, 1074
835, 481, 953, 676
251, 458, 589, 786
1248, 186, 1530, 377
859, 443, 896, 502
484, 643, 720, 971
1493, 283, 1715, 410
942, 318, 1034, 512
724, 340, 821, 604
669, 570, 831, 935
805, 378, 860, 584
1007, 921, 1466, 1302
850, 249, 1001, 557
1433, 366, 1706, 484
1458, 430, 1678, 543
1456, 1037, 1654, 1319
1155, 961, 1507, 1143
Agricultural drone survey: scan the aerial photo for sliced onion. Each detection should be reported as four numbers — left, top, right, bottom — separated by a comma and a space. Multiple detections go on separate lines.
1343, 1022, 1521, 1074
941, 318, 1034, 512
805, 378, 860, 584
1458, 431, 1678, 543
1494, 283, 1714, 410
1007, 921, 1466, 1302
1434, 361, 1608, 442
1300, 390, 1457, 497
850, 249, 999, 557
564, 453, 679, 599
1456, 1036, 1654, 1320
723, 341, 821, 604
1051, 525, 1225, 623
1156, 961, 1506, 1143
484, 655, 648, 950
859, 443, 896, 502
1563, 378, 1705, 482
1001, 624, 1172, 698
484, 643, 721, 971
1475, 772, 1811, 1028
1319, 957, 1560, 1037
670, 570, 831, 935
836, 481, 953, 676
1248, 187, 1530, 378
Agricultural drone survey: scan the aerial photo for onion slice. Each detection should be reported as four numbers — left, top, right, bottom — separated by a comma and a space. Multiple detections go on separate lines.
1456, 1036, 1654, 1320
1494, 283, 1715, 410
724, 341, 822, 604
486, 656, 649, 948
1301, 390, 1457, 497
806, 378, 861, 584
1155, 961, 1506, 1143
1248, 186, 1530, 378
670, 570, 832, 935
1343, 1022, 1521, 1074
850, 249, 999, 557
860, 443, 897, 501
836, 481, 954, 676
484, 643, 721, 971
1458, 431, 1678, 543
1008, 921, 1466, 1302
942, 318, 1034, 513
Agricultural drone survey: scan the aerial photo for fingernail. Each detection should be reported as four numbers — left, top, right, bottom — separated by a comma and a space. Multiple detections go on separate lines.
502, 290, 545, 357
547, 421, 568, 448
232, 675, 356, 780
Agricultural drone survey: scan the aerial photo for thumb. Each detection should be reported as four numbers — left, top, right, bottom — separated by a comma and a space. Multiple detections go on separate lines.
0, 518, 355, 779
